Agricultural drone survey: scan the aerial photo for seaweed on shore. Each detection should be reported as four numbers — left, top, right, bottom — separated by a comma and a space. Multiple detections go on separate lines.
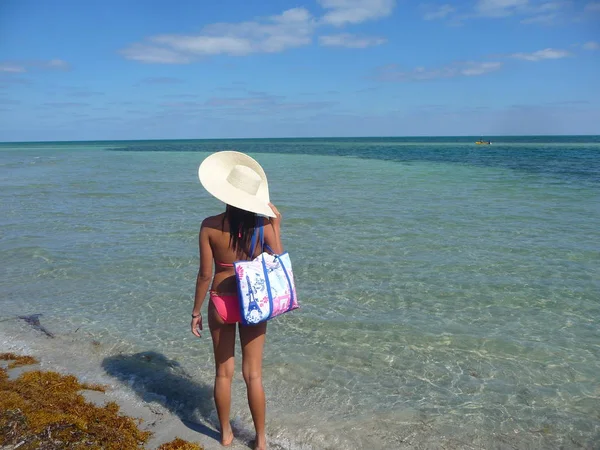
0, 353, 203, 450
0, 353, 38, 369
157, 437, 203, 450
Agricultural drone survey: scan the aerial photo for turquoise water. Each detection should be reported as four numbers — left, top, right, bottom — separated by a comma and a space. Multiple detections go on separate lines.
1, 137, 599, 449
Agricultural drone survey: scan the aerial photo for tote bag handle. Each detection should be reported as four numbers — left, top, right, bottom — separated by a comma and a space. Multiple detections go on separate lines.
248, 217, 274, 258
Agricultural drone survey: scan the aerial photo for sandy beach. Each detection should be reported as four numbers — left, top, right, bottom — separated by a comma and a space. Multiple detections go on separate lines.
1, 321, 264, 450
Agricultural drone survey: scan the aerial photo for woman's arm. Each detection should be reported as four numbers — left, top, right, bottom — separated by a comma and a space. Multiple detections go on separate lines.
191, 221, 213, 337
265, 202, 283, 254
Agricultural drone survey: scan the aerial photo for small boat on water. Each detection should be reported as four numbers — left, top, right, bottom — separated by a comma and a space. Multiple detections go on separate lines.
475, 139, 491, 145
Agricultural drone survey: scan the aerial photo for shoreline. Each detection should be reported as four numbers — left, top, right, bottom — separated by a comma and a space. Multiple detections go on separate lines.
0, 321, 258, 450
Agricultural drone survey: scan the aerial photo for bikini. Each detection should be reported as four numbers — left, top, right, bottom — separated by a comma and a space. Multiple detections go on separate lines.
210, 261, 242, 324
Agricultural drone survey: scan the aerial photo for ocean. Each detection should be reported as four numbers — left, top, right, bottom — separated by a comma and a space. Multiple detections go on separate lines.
1, 137, 599, 449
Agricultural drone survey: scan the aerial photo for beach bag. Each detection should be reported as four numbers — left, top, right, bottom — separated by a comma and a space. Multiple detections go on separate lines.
234, 221, 298, 325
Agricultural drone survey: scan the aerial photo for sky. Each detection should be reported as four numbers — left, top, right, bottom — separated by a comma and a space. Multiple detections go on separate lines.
0, 0, 599, 141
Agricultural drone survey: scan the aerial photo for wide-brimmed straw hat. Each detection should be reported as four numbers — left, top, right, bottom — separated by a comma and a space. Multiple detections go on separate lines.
198, 151, 276, 218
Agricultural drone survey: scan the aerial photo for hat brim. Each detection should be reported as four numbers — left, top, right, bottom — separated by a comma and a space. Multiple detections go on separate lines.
198, 151, 276, 218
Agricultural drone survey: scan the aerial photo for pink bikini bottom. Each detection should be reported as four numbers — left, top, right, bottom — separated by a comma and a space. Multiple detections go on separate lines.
210, 291, 241, 324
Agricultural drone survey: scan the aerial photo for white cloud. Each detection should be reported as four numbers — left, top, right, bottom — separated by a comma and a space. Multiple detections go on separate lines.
159, 92, 337, 115
205, 95, 283, 108
584, 2, 600, 12
136, 77, 183, 85
67, 91, 104, 98
46, 59, 70, 70
374, 61, 503, 81
521, 1, 571, 24
152, 36, 254, 56
0, 64, 26, 73
43, 102, 89, 108
510, 48, 571, 61
460, 61, 503, 75
121, 4, 397, 63
434, 0, 570, 24
545, 100, 590, 106
583, 41, 599, 50
121, 44, 193, 64
475, 0, 529, 17
121, 8, 316, 63
423, 4, 456, 20
0, 59, 69, 72
319, 33, 387, 48
318, 0, 396, 26
520, 13, 557, 24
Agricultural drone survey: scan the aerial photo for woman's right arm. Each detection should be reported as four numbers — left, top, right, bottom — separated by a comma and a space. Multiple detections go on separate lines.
191, 221, 213, 337
265, 202, 283, 254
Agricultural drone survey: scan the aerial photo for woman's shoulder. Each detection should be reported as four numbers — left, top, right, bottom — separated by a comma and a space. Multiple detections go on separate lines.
201, 213, 225, 231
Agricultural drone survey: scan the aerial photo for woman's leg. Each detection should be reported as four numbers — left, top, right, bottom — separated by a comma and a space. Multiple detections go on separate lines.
239, 322, 267, 450
208, 301, 237, 446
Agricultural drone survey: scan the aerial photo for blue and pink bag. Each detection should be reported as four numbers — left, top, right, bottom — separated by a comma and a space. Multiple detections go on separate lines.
234, 221, 298, 325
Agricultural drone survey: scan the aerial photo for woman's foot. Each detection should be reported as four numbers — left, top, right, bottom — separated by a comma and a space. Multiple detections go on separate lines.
220, 427, 234, 447
253, 434, 266, 450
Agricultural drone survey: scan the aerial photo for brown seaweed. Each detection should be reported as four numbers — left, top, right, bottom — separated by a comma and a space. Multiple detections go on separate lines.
0, 353, 38, 369
157, 437, 203, 449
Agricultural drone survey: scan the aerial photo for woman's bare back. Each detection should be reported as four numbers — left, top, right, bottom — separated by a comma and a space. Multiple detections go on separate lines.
201, 213, 281, 294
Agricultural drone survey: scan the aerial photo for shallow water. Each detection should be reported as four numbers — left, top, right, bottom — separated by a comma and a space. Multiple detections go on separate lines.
1, 137, 599, 449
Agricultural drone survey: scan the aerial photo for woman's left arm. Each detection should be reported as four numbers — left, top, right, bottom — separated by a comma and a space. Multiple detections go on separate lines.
264, 202, 283, 254
191, 222, 213, 337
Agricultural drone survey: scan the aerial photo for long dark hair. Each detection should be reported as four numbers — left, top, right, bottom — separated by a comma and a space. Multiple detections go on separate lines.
222, 205, 257, 257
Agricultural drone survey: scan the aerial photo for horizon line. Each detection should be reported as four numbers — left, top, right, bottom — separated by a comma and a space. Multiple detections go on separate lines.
1, 133, 599, 144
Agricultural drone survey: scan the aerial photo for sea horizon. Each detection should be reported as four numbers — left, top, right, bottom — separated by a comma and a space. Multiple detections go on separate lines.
1, 133, 600, 145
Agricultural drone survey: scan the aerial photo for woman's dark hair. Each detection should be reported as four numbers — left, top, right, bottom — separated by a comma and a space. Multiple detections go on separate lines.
223, 205, 257, 257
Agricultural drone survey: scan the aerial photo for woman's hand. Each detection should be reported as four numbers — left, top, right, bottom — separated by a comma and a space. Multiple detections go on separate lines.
191, 314, 203, 338
268, 202, 282, 229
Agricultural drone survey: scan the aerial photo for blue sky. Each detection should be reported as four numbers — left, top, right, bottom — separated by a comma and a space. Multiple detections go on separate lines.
0, 0, 599, 141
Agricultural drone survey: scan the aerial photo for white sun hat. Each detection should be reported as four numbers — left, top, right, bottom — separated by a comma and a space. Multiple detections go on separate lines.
198, 151, 276, 218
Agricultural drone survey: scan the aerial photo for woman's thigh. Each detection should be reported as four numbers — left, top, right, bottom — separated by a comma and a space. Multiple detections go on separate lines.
239, 322, 267, 376
209, 301, 237, 375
